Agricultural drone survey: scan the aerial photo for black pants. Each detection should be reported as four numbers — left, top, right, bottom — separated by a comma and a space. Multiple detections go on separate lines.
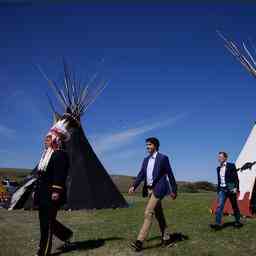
38, 205, 73, 256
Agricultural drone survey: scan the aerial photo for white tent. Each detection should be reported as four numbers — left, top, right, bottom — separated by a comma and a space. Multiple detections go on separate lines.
236, 123, 256, 204
211, 32, 256, 216
211, 123, 256, 217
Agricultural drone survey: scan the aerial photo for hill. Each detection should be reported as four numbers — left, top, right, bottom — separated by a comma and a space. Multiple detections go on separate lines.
0, 168, 216, 193
0, 168, 31, 183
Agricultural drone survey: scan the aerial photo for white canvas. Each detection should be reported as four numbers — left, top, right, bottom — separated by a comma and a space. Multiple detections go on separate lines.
236, 123, 256, 200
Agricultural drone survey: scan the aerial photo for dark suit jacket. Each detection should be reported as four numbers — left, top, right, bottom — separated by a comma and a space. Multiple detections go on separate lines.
217, 162, 239, 192
34, 150, 69, 207
133, 152, 177, 199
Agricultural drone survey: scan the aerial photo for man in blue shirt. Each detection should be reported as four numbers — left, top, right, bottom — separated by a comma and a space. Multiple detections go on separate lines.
128, 137, 177, 251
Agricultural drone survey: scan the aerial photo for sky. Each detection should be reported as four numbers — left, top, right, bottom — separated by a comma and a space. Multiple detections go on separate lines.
0, 2, 256, 183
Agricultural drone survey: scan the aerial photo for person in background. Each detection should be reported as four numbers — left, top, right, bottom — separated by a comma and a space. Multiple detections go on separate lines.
128, 137, 177, 251
210, 151, 243, 230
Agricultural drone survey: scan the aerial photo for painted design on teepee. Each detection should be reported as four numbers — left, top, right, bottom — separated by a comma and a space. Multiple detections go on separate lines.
235, 124, 256, 215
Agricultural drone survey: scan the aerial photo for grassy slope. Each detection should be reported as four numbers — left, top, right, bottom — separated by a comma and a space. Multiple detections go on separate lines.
0, 193, 255, 256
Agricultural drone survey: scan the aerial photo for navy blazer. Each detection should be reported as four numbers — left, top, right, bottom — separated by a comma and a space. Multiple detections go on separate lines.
217, 162, 239, 192
133, 152, 177, 199
34, 150, 69, 207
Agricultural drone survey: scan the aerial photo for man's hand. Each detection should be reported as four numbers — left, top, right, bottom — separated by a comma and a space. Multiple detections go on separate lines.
170, 192, 177, 200
231, 188, 238, 194
128, 186, 135, 195
51, 192, 60, 201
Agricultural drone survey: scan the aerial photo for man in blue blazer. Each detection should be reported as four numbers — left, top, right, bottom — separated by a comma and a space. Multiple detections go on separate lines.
128, 137, 177, 251
210, 152, 243, 230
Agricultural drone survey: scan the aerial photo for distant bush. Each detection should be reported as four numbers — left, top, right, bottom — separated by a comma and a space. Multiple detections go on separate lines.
0, 168, 30, 183
193, 181, 217, 192
178, 183, 198, 193
178, 181, 216, 193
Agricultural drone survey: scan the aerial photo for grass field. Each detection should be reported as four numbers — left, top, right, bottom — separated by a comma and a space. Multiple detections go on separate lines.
0, 193, 255, 256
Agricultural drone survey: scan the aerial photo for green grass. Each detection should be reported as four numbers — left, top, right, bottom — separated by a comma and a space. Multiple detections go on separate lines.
0, 193, 255, 256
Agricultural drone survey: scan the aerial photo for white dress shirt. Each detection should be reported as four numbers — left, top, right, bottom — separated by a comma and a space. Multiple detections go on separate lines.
220, 162, 227, 187
146, 152, 158, 186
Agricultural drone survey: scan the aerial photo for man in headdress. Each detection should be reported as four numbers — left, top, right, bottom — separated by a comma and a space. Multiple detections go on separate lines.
33, 121, 73, 256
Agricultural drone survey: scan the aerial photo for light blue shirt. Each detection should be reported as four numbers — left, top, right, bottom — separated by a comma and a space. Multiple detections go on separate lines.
146, 152, 158, 186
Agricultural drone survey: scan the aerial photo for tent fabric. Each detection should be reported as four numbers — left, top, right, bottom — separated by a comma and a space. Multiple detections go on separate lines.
211, 192, 252, 217
64, 126, 128, 209
211, 123, 256, 217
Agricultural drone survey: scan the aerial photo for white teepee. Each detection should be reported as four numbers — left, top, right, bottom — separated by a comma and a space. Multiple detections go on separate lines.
211, 124, 256, 217
211, 32, 256, 216
236, 123, 256, 203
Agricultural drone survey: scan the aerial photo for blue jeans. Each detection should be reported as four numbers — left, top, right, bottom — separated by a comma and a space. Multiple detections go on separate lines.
215, 189, 241, 225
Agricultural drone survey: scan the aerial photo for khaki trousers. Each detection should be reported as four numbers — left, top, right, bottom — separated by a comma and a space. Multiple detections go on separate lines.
137, 189, 169, 242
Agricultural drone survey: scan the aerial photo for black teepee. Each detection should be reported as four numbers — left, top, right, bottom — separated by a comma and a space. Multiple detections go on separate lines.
34, 60, 127, 210
65, 126, 127, 209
